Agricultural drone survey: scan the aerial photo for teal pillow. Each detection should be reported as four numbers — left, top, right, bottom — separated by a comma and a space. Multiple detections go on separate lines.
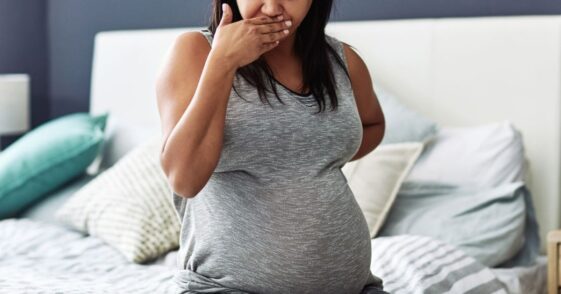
0, 112, 108, 219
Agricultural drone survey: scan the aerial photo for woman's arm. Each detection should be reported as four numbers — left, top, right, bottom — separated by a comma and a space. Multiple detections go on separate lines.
342, 42, 386, 161
157, 8, 291, 199
156, 32, 238, 198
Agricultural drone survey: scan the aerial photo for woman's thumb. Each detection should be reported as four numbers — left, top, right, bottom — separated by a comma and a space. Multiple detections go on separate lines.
219, 3, 233, 27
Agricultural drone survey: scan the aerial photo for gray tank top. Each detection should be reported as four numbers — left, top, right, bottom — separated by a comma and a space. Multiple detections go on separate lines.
171, 29, 385, 294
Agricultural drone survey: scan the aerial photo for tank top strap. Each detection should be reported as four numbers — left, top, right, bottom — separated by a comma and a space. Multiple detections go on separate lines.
200, 29, 214, 46
325, 34, 350, 72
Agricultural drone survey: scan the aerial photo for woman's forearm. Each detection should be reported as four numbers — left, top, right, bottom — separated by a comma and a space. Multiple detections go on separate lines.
161, 51, 237, 197
350, 123, 385, 161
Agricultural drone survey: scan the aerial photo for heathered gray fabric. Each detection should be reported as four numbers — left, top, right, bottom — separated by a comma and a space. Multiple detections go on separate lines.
171, 29, 385, 294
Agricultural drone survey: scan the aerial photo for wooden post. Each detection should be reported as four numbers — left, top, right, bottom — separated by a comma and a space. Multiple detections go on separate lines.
548, 230, 561, 294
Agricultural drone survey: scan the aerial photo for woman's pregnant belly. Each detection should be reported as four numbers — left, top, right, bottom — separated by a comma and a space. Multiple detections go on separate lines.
176, 171, 373, 294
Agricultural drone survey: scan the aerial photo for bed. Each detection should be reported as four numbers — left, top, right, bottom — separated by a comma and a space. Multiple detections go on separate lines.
2, 14, 558, 293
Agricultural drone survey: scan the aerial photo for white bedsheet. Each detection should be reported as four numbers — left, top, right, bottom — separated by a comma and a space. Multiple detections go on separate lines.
0, 219, 177, 294
490, 256, 547, 294
0, 218, 541, 294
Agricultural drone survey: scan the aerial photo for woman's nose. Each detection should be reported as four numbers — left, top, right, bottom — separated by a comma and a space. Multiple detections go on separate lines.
261, 0, 283, 17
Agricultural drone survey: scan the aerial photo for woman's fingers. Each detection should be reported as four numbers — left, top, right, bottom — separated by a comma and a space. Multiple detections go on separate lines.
257, 20, 292, 34
248, 15, 284, 25
218, 3, 233, 27
260, 29, 290, 43
237, 15, 290, 55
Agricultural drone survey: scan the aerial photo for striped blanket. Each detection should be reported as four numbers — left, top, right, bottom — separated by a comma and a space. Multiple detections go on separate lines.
370, 235, 507, 293
0, 219, 508, 293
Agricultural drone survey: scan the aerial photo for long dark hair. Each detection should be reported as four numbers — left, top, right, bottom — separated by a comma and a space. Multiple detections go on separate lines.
208, 0, 350, 114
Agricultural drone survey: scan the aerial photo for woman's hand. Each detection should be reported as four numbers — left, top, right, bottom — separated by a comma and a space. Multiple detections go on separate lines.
211, 3, 293, 69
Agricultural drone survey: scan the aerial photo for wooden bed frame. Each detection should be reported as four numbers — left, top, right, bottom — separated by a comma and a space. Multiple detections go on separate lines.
549, 230, 561, 294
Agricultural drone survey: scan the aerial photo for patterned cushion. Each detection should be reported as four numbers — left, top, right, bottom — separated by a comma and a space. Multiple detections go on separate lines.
55, 136, 180, 263
342, 142, 424, 238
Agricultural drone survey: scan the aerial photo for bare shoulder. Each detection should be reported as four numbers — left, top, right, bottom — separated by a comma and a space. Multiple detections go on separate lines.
341, 42, 371, 82
340, 42, 384, 126
167, 31, 212, 73
156, 31, 211, 92
174, 31, 212, 56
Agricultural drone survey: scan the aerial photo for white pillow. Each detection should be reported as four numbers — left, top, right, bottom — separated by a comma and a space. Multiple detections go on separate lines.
342, 142, 424, 238
87, 115, 162, 175
404, 121, 526, 187
55, 136, 181, 263
374, 86, 438, 145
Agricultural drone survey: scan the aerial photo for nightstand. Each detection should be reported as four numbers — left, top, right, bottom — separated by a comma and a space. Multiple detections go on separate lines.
0, 74, 30, 150
549, 230, 561, 294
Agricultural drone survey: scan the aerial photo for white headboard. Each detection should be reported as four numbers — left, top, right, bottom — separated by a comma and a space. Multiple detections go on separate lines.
90, 15, 561, 252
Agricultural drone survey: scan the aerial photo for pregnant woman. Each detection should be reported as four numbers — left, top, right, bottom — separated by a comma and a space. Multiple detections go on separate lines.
157, 0, 387, 293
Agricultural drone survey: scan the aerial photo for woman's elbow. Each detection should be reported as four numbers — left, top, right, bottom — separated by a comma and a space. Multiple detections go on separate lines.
168, 170, 201, 199
160, 154, 200, 199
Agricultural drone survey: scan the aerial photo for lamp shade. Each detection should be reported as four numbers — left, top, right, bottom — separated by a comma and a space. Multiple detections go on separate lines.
0, 74, 30, 135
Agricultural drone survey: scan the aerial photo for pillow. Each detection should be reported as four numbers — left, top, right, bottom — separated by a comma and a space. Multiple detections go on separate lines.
405, 121, 526, 186
342, 142, 424, 238
374, 86, 438, 145
17, 172, 97, 225
55, 135, 181, 264
93, 117, 161, 173
378, 180, 540, 267
0, 112, 108, 219
497, 181, 541, 268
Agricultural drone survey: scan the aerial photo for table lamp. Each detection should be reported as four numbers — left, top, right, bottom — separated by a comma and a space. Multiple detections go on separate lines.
0, 74, 30, 149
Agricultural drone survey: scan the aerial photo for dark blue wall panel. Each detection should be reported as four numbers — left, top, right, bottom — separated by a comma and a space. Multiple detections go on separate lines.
331, 0, 561, 20
0, 0, 48, 148
0, 1, 48, 124
47, 0, 210, 117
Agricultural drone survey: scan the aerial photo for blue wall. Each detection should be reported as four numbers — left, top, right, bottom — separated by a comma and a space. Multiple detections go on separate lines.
47, 0, 210, 118
0, 0, 48, 128
1, 0, 561, 147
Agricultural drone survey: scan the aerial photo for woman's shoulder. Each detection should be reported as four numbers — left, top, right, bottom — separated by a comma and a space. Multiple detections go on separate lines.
166, 31, 215, 73
174, 31, 212, 53
159, 31, 213, 88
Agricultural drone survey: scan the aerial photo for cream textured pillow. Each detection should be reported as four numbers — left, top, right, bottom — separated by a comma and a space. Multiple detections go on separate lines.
342, 142, 424, 238
55, 136, 181, 263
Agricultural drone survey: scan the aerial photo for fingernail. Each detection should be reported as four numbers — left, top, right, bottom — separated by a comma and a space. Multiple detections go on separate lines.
277, 15, 284, 20
285, 20, 292, 27
283, 29, 289, 35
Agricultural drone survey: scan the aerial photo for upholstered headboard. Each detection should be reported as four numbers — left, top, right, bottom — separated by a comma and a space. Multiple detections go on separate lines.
90, 15, 561, 252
